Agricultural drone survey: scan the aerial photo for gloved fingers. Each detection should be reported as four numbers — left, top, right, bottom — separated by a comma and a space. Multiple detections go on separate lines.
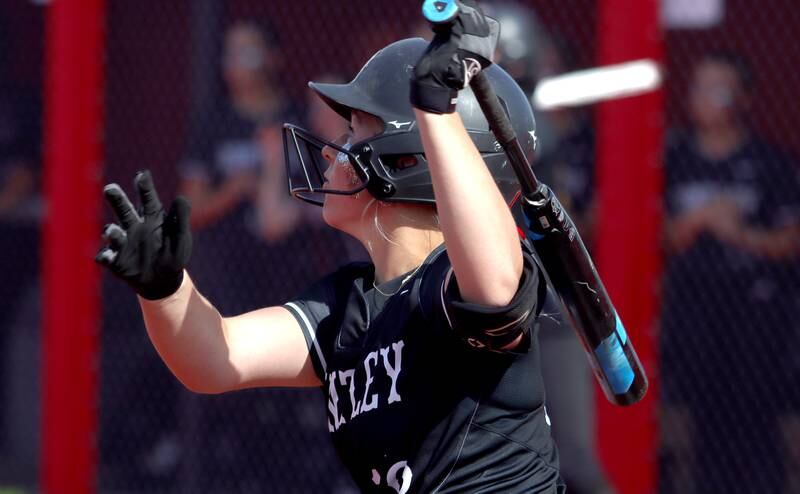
456, 4, 498, 66
164, 196, 192, 264
486, 15, 500, 52
95, 246, 118, 266
457, 1, 491, 34
103, 183, 141, 228
102, 223, 128, 250
164, 196, 192, 266
168, 196, 192, 237
135, 170, 163, 219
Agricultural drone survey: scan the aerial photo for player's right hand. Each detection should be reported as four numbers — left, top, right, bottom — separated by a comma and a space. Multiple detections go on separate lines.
410, 0, 500, 114
96, 170, 192, 300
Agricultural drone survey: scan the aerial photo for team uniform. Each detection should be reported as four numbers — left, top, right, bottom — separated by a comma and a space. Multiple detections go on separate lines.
284, 243, 564, 493
97, 11, 569, 492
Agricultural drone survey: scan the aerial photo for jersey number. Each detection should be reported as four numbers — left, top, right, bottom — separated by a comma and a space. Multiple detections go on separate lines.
371, 460, 412, 494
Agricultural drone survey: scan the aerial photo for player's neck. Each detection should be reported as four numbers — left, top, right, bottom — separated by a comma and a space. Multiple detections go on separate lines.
232, 84, 280, 120
367, 231, 441, 285
695, 124, 748, 161
358, 202, 443, 284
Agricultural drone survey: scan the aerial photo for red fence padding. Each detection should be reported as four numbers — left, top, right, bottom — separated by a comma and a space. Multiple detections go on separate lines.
41, 1, 106, 492
595, 1, 663, 493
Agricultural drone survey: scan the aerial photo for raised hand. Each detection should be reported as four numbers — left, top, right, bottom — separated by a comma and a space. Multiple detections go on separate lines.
96, 170, 192, 300
411, 0, 500, 114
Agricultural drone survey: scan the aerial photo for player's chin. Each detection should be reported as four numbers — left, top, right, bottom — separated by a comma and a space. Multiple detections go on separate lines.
322, 193, 361, 233
322, 195, 347, 229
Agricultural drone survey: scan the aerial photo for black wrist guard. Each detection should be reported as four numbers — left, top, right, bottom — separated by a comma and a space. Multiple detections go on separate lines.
410, 80, 458, 114
137, 269, 185, 300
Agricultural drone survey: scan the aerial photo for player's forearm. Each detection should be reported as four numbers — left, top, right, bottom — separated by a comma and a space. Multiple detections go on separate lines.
138, 271, 237, 394
182, 179, 250, 230
730, 224, 800, 259
662, 212, 705, 254
415, 110, 522, 306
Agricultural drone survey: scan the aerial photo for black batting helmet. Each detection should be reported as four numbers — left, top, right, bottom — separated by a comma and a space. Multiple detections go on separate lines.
283, 38, 537, 206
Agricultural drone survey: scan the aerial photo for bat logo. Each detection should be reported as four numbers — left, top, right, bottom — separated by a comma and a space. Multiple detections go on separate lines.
463, 58, 482, 86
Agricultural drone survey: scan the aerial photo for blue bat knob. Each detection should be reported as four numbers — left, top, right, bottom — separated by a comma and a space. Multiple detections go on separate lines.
422, 0, 459, 24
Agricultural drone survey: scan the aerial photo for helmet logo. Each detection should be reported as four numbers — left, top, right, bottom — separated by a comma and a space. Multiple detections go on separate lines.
388, 120, 413, 129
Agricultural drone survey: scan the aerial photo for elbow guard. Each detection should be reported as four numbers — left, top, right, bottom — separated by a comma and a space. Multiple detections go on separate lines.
441, 252, 543, 351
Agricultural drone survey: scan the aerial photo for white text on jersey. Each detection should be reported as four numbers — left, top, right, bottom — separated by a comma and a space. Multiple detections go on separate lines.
327, 340, 405, 432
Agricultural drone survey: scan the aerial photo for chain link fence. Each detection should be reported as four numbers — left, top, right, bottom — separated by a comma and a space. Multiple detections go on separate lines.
0, 1, 798, 493
658, 2, 800, 493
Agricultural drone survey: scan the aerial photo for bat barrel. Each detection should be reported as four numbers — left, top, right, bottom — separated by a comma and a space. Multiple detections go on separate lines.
522, 189, 649, 405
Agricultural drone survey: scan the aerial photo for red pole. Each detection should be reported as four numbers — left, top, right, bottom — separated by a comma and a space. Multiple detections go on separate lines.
595, 0, 663, 493
41, 1, 106, 492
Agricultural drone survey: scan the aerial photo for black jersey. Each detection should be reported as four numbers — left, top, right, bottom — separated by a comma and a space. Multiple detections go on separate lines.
664, 132, 800, 286
284, 244, 563, 493
660, 132, 800, 409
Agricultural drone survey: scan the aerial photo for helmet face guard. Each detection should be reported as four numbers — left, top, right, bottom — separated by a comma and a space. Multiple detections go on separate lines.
283, 38, 537, 208
283, 124, 369, 206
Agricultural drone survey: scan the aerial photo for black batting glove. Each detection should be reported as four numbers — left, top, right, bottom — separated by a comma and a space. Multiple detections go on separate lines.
96, 170, 192, 300
410, 0, 500, 114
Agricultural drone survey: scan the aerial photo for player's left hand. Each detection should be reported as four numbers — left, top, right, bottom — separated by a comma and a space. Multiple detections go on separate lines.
96, 170, 192, 300
410, 0, 500, 114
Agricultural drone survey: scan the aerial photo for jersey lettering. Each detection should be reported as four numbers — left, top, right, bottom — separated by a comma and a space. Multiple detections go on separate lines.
371, 460, 413, 494
386, 460, 413, 493
327, 371, 346, 432
380, 341, 405, 404
338, 369, 359, 419
361, 350, 380, 414
326, 340, 405, 431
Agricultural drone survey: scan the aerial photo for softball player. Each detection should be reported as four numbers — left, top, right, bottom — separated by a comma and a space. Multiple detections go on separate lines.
97, 2, 564, 492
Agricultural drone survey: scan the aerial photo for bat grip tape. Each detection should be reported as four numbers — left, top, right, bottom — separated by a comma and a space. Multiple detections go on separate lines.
470, 72, 539, 195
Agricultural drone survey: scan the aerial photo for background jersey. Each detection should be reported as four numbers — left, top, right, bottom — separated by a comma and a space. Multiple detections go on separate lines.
285, 245, 564, 493
660, 131, 800, 407
663, 132, 799, 283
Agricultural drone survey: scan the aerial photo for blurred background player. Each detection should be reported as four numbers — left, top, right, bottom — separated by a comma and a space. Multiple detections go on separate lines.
174, 19, 351, 492
659, 51, 800, 494
179, 18, 300, 309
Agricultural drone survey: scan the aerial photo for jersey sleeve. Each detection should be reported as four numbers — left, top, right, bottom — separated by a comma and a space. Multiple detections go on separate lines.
417, 243, 546, 352
283, 263, 369, 380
